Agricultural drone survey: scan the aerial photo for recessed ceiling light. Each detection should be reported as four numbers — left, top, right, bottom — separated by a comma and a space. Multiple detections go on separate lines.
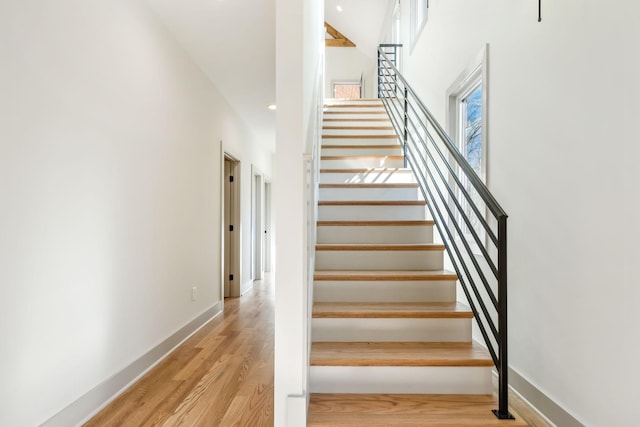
267, 104, 277, 111
336, 5, 343, 12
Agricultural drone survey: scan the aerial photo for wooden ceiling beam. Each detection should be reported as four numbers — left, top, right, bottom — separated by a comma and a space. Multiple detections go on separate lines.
324, 21, 355, 47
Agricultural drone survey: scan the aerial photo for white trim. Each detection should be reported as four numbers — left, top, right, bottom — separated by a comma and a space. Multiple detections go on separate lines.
222, 144, 243, 297
410, 0, 429, 53
491, 369, 585, 427
446, 45, 490, 256
286, 394, 308, 426
446, 45, 489, 183
42, 304, 223, 427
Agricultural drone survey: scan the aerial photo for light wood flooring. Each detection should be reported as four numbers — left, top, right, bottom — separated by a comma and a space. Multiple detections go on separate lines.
84, 277, 274, 427
84, 273, 550, 427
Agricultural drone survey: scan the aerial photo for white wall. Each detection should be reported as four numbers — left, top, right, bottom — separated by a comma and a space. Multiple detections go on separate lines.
390, 0, 640, 425
0, 0, 270, 425
324, 47, 376, 98
275, 0, 324, 425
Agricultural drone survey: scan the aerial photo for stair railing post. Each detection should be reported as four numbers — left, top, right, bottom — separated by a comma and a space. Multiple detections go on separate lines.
403, 87, 408, 168
377, 49, 381, 98
493, 215, 514, 420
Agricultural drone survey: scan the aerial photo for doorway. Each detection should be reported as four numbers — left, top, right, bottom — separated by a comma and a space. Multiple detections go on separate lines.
264, 181, 273, 272
223, 155, 240, 297
252, 168, 264, 281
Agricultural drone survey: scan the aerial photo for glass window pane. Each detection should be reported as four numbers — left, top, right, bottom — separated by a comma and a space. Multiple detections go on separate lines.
463, 85, 483, 177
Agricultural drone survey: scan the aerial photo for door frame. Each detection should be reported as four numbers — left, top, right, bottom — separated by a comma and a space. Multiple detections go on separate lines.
251, 165, 266, 281
221, 146, 242, 298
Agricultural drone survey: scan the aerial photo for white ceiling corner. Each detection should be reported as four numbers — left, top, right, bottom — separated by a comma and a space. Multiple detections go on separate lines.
145, 0, 387, 152
147, 0, 276, 150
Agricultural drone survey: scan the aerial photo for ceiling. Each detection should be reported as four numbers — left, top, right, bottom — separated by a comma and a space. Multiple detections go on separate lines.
325, 0, 389, 60
147, 0, 388, 152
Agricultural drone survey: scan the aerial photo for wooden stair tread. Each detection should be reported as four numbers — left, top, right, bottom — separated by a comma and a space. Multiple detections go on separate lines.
318, 200, 425, 206
307, 394, 528, 426
317, 220, 434, 226
314, 270, 457, 281
312, 302, 473, 319
324, 111, 388, 115
323, 126, 394, 130
323, 118, 390, 122
319, 183, 418, 188
321, 155, 404, 160
321, 145, 400, 149
323, 134, 398, 139
310, 342, 493, 367
316, 243, 445, 251
319, 168, 412, 173
324, 104, 384, 108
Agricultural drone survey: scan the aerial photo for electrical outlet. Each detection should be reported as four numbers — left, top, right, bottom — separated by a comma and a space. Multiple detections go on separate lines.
191, 286, 198, 301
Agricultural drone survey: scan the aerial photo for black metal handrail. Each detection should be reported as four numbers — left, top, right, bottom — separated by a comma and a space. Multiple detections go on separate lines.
377, 44, 513, 420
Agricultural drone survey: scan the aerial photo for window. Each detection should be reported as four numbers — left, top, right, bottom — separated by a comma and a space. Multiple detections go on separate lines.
333, 82, 362, 99
391, 0, 401, 45
410, 0, 428, 50
447, 46, 488, 248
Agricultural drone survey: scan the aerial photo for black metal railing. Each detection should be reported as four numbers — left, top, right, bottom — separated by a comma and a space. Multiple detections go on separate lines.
377, 45, 513, 420
378, 44, 402, 99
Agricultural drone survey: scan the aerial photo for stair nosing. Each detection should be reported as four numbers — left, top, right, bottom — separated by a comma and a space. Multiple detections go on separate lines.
316, 220, 434, 226
313, 270, 458, 281
318, 200, 425, 206
323, 118, 391, 122
310, 342, 494, 367
312, 302, 473, 319
322, 126, 394, 130
319, 183, 418, 189
315, 243, 445, 251
321, 145, 400, 149
319, 168, 412, 173
323, 134, 398, 139
321, 155, 404, 160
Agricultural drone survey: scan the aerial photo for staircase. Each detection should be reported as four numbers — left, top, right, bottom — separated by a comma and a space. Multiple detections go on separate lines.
307, 99, 527, 426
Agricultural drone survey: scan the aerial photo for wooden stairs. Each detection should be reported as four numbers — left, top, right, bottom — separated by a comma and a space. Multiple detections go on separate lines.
308, 99, 527, 426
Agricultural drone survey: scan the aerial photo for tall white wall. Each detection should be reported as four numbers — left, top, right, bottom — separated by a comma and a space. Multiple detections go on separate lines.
324, 47, 376, 98
0, 0, 271, 425
391, 0, 640, 425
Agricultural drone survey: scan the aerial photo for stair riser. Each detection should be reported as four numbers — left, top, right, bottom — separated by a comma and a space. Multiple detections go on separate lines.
321, 158, 405, 169
318, 205, 426, 221
312, 318, 471, 342
317, 225, 433, 244
309, 366, 493, 394
321, 147, 402, 156
322, 137, 399, 145
313, 280, 457, 303
315, 250, 443, 270
319, 171, 415, 184
319, 187, 419, 201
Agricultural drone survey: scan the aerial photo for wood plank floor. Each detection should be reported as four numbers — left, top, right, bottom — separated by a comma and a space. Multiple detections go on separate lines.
84, 276, 274, 427
82, 272, 549, 427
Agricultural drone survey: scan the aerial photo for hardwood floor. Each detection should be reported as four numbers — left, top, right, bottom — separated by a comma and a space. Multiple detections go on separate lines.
85, 276, 274, 427
83, 272, 550, 427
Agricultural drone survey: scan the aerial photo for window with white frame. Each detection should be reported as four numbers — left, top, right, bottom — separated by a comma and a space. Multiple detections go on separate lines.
410, 0, 428, 50
391, 0, 401, 45
447, 46, 488, 249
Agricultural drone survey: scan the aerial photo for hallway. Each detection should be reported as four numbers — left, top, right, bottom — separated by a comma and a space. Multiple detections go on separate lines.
85, 278, 274, 426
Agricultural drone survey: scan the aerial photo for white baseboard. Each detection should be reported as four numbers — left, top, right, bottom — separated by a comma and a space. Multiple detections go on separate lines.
241, 280, 254, 295
41, 303, 223, 427
492, 369, 584, 427
286, 394, 307, 427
